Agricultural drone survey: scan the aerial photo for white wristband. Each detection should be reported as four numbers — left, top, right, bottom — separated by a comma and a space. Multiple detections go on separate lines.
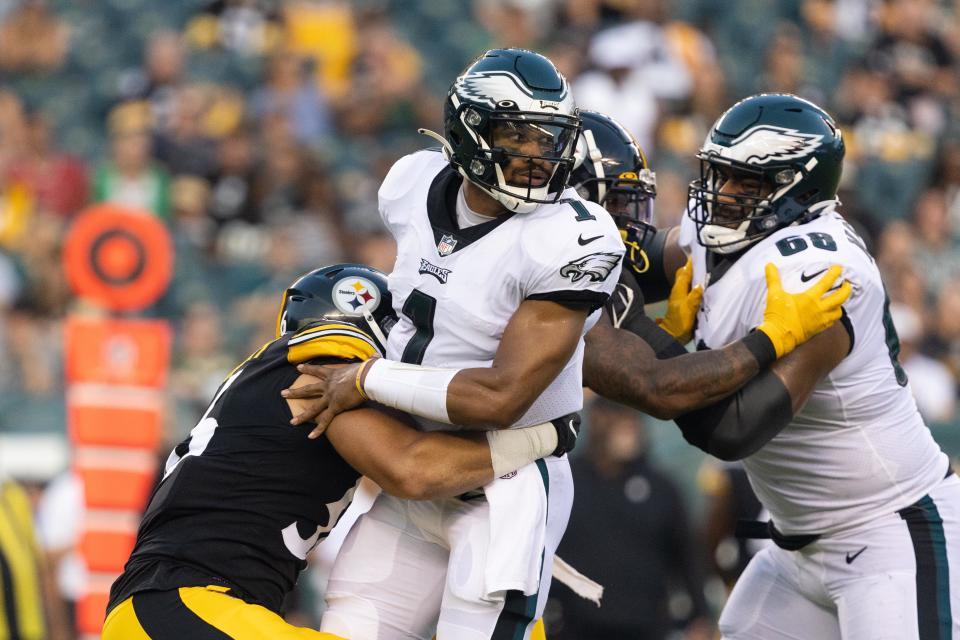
485, 423, 558, 478
362, 358, 459, 424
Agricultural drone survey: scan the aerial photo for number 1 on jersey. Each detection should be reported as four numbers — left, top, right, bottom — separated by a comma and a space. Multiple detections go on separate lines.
400, 288, 437, 365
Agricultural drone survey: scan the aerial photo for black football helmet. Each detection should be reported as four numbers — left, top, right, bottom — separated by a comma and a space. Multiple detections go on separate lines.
688, 93, 845, 254
276, 264, 396, 355
421, 48, 581, 214
571, 110, 657, 244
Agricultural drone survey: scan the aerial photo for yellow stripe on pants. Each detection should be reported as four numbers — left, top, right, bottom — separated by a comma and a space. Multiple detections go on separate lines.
103, 587, 346, 640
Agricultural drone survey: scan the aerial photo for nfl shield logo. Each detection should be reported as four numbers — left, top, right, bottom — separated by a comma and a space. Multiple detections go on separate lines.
438, 234, 458, 256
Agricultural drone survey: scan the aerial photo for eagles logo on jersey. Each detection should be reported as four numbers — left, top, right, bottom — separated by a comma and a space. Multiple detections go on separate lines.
560, 251, 621, 283
688, 93, 844, 255
108, 265, 395, 617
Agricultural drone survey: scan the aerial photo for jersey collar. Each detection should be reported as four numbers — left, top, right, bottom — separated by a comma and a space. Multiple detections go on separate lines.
426, 166, 517, 256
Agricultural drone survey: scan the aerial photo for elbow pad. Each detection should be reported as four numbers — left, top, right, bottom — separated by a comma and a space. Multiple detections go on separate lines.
674, 369, 794, 460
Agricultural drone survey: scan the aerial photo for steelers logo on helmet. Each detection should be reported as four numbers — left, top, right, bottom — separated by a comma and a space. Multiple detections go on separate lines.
332, 277, 382, 316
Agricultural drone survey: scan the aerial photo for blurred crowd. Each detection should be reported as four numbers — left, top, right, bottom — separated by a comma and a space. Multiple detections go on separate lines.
2, 0, 960, 636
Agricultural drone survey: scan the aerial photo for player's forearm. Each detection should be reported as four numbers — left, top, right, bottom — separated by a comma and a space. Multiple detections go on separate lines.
585, 330, 762, 420
444, 367, 545, 429
382, 432, 497, 499
359, 361, 551, 430
393, 423, 561, 498
326, 408, 495, 499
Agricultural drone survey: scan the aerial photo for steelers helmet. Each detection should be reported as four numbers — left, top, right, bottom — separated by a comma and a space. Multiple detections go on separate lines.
688, 93, 845, 254
276, 264, 396, 355
572, 110, 657, 244
434, 48, 581, 214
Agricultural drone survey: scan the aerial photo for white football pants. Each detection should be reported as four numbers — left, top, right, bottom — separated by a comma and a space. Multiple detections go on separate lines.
320, 456, 573, 640
721, 471, 960, 639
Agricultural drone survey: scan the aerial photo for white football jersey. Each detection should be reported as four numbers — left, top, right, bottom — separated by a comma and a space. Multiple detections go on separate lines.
379, 149, 623, 429
679, 204, 947, 535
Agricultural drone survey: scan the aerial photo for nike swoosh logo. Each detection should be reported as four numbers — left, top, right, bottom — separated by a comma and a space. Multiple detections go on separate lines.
845, 546, 867, 564
568, 420, 577, 437
578, 234, 602, 246
800, 268, 828, 283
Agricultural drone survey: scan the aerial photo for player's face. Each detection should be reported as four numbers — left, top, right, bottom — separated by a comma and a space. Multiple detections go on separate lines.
603, 182, 652, 222
491, 121, 561, 189
710, 164, 774, 226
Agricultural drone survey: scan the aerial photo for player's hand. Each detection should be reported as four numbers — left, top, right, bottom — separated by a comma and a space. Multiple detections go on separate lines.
757, 263, 852, 358
656, 257, 702, 343
283, 362, 368, 437
550, 412, 581, 457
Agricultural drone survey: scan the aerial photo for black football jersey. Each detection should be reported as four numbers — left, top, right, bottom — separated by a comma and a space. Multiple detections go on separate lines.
107, 320, 379, 615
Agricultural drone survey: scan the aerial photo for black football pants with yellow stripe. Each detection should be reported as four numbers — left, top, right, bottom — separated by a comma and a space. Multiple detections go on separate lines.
102, 586, 345, 639
103, 585, 547, 639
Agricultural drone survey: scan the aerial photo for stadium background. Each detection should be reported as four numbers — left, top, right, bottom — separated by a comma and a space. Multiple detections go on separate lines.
0, 0, 958, 637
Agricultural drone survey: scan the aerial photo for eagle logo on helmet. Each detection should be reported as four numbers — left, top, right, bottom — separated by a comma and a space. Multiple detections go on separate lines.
705, 125, 824, 166
453, 70, 569, 109
559, 252, 620, 283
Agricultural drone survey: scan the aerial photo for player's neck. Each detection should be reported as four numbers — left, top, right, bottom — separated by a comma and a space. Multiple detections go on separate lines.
463, 180, 510, 218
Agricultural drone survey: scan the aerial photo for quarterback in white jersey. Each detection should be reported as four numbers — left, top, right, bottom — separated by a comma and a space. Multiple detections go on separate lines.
298, 49, 620, 640
670, 94, 960, 640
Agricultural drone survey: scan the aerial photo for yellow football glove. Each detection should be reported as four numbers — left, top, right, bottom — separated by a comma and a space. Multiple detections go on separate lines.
757, 263, 852, 358
656, 257, 703, 344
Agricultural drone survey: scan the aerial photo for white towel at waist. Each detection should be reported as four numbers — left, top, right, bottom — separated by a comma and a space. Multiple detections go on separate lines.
482, 460, 549, 598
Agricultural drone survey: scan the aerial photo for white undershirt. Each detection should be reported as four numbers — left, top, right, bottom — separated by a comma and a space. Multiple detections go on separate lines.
456, 185, 497, 229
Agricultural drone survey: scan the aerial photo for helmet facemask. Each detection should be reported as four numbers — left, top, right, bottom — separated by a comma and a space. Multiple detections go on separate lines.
449, 99, 580, 214
572, 118, 657, 245
688, 153, 814, 255
687, 94, 846, 255
581, 168, 657, 246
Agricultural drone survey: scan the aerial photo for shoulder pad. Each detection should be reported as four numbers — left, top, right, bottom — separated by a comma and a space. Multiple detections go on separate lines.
379, 149, 447, 203
287, 321, 379, 364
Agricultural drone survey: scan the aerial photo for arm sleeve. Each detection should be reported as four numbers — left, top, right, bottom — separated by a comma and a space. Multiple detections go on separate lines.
673, 367, 794, 461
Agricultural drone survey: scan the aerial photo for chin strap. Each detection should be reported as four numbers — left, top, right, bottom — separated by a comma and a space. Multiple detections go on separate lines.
361, 307, 389, 357
417, 128, 454, 160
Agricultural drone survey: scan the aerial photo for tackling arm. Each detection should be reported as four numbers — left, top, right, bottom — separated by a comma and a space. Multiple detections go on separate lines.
324, 406, 498, 500
585, 262, 850, 419
287, 379, 565, 500
583, 313, 768, 419
286, 299, 589, 434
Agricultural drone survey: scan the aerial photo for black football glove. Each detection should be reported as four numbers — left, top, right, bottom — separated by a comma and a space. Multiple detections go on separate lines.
550, 412, 582, 457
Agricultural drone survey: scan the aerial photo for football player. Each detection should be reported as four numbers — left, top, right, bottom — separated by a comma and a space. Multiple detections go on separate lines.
285, 52, 851, 640
101, 264, 575, 640
567, 110, 849, 430
642, 93, 959, 638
